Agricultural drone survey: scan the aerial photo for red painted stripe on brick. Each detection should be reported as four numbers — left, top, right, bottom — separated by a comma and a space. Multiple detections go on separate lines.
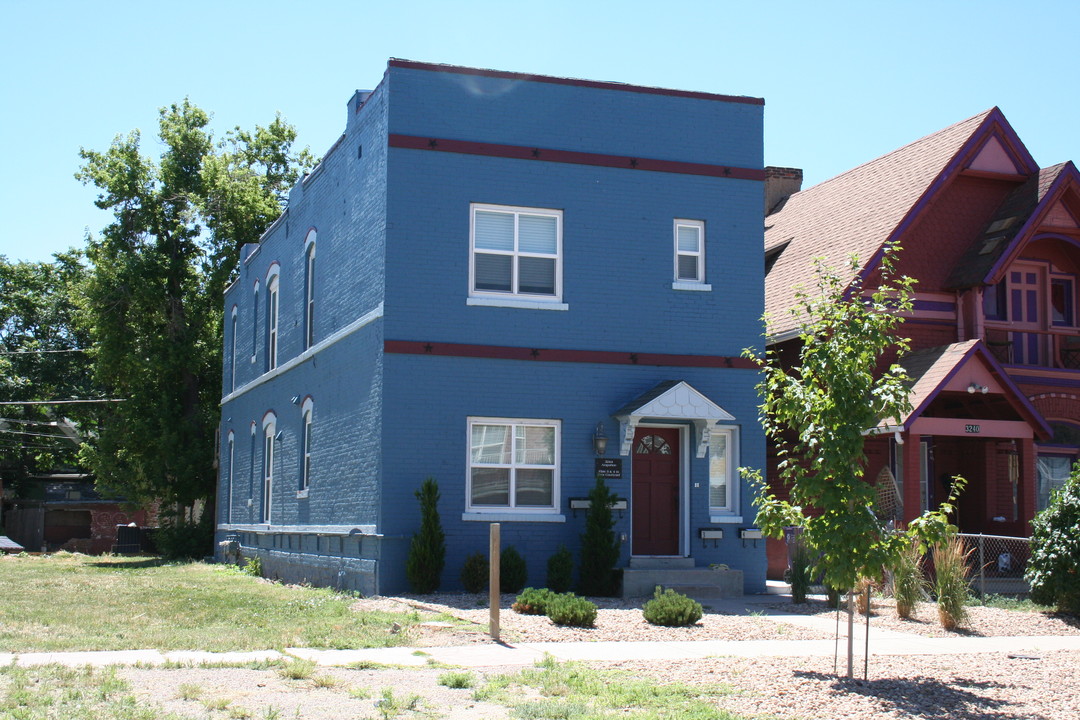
389, 135, 765, 182
384, 340, 757, 369
387, 59, 765, 106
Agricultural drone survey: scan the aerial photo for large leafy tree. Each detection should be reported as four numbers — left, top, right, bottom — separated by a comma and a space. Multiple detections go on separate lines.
0, 252, 94, 482
744, 243, 961, 677
76, 100, 313, 518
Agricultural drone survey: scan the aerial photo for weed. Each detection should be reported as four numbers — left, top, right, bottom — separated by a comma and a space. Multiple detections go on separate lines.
349, 686, 372, 699
243, 555, 263, 577
376, 687, 422, 719
177, 682, 203, 701
311, 674, 339, 689
228, 707, 254, 719
276, 658, 316, 680
438, 671, 476, 689
262, 706, 282, 720
203, 696, 232, 711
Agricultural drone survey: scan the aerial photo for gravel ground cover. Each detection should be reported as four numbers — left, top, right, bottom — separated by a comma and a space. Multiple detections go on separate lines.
760, 596, 1080, 638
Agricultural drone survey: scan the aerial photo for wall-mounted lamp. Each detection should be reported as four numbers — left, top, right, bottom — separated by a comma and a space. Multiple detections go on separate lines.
967, 382, 989, 395
593, 422, 608, 456
291, 395, 301, 405
275, 430, 284, 441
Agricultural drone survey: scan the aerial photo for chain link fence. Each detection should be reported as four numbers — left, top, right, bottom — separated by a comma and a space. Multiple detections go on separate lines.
957, 533, 1031, 598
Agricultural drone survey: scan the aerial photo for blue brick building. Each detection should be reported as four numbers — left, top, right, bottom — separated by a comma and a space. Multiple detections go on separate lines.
216, 60, 767, 596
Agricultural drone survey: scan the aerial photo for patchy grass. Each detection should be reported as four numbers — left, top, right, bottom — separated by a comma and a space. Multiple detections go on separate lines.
0, 664, 189, 719
474, 655, 745, 719
0, 553, 418, 652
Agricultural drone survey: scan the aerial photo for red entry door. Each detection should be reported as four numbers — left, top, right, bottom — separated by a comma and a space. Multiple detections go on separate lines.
632, 427, 680, 555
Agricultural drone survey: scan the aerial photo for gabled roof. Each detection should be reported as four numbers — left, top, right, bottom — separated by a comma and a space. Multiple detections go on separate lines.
947, 161, 1080, 288
764, 108, 1037, 339
882, 340, 1050, 438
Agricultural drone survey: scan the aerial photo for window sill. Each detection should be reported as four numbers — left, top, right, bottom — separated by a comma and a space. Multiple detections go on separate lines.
467, 297, 569, 311
296, 489, 309, 499
709, 515, 743, 524
462, 512, 566, 523
672, 281, 712, 292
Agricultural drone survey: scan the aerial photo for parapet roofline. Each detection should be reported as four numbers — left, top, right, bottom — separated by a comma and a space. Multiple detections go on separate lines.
388, 58, 765, 106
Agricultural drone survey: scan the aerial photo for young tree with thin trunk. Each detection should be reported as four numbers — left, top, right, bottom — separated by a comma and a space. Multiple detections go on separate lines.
744, 242, 962, 678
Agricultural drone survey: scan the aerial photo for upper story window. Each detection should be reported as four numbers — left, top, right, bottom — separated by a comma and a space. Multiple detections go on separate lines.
470, 204, 562, 302
266, 267, 280, 371
468, 417, 559, 513
251, 281, 260, 363
229, 306, 237, 392
1052, 277, 1075, 327
304, 230, 316, 350
673, 219, 709, 290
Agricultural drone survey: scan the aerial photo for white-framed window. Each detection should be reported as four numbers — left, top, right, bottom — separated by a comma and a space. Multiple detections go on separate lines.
467, 417, 560, 512
225, 430, 235, 524
470, 204, 562, 302
304, 230, 316, 350
266, 270, 280, 371
708, 427, 739, 517
262, 412, 276, 524
674, 219, 706, 286
299, 397, 313, 496
229, 306, 238, 392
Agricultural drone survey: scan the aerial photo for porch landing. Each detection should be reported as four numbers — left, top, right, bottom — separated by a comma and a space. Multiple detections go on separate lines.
622, 557, 744, 599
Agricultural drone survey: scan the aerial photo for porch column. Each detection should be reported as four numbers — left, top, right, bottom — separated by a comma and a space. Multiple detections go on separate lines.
1020, 436, 1036, 533
901, 433, 922, 525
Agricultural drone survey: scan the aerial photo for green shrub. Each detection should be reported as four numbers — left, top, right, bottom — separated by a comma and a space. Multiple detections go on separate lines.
578, 477, 621, 597
642, 587, 702, 627
500, 546, 528, 594
512, 587, 557, 615
242, 554, 263, 577
788, 537, 812, 604
406, 477, 446, 593
460, 552, 488, 594
1026, 468, 1080, 613
546, 593, 597, 627
152, 512, 213, 560
933, 532, 971, 630
890, 539, 927, 619
546, 544, 574, 593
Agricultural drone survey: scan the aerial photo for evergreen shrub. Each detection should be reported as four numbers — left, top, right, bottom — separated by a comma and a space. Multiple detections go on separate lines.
578, 477, 621, 597
642, 587, 702, 627
512, 587, 557, 615
500, 546, 528, 594
546, 593, 597, 627
1026, 469, 1080, 613
460, 552, 488, 594
546, 544, 574, 593
406, 477, 445, 593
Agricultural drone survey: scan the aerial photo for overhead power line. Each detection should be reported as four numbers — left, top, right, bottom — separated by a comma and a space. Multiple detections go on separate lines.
0, 348, 87, 355
0, 399, 125, 406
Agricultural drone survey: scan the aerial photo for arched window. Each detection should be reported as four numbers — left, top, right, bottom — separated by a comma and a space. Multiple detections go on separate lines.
266, 265, 281, 371
261, 412, 277, 524
251, 281, 260, 364
304, 230, 317, 350
300, 396, 314, 493
229, 306, 238, 392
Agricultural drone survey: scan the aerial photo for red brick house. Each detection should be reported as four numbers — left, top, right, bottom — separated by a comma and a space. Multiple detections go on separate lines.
763, 108, 1080, 577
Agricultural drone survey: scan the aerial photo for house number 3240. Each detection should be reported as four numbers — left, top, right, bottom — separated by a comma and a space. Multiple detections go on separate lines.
965, 424, 981, 434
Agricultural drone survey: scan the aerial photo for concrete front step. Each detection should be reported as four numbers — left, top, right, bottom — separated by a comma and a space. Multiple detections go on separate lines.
628, 556, 695, 569
622, 566, 743, 598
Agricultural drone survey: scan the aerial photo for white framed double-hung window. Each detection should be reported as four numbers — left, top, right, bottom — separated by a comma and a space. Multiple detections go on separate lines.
673, 219, 710, 291
708, 426, 740, 521
261, 413, 276, 524
266, 275, 280, 371
467, 417, 560, 514
469, 204, 564, 308
298, 397, 313, 498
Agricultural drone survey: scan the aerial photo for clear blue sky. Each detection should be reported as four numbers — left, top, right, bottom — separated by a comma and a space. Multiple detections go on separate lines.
2, 0, 1078, 264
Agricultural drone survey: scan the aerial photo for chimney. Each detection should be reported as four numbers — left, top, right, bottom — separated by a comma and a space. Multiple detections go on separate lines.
346, 89, 373, 131
765, 166, 803, 216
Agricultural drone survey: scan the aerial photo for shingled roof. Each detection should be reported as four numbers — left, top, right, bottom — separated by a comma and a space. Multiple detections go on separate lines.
764, 109, 1019, 339
946, 162, 1076, 288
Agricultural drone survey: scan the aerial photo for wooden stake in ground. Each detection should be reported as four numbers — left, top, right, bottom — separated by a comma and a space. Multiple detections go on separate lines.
489, 522, 500, 642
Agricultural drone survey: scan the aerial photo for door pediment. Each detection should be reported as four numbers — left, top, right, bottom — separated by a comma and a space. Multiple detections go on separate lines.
613, 380, 734, 456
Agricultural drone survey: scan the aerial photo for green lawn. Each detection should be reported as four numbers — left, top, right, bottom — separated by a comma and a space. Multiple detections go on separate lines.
0, 553, 417, 652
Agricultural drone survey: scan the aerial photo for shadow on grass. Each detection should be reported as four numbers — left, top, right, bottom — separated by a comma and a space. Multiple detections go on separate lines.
88, 557, 167, 570
794, 669, 1039, 720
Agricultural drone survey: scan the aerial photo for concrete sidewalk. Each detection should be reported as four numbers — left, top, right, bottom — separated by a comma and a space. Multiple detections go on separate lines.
4, 593, 1078, 669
